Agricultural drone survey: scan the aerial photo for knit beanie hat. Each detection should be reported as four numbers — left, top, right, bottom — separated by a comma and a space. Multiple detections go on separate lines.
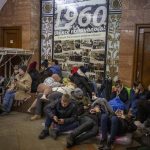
71, 66, 78, 74
29, 61, 37, 70
19, 65, 27, 72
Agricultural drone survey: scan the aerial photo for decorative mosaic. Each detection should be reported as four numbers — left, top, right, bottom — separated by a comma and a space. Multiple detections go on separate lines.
42, 1, 53, 15
106, 13, 121, 81
109, 0, 122, 10
41, 0, 53, 61
41, 16, 53, 60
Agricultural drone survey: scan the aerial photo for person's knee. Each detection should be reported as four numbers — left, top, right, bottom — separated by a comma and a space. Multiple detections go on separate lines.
111, 116, 118, 123
101, 113, 109, 121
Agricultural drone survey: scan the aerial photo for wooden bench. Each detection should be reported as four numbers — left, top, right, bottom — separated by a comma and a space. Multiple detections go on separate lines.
12, 93, 36, 113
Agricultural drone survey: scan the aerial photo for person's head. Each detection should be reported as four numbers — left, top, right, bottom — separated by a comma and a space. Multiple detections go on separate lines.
52, 59, 58, 65
137, 83, 144, 92
61, 94, 71, 108
18, 65, 27, 76
133, 81, 140, 90
71, 88, 84, 99
79, 66, 87, 74
51, 74, 61, 82
93, 105, 100, 112
14, 65, 19, 75
28, 61, 37, 71
115, 80, 123, 91
41, 59, 48, 69
71, 66, 78, 74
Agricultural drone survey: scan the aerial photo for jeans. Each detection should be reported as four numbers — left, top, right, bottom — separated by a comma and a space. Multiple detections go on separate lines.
101, 114, 121, 142
71, 116, 99, 144
35, 91, 63, 115
2, 90, 15, 112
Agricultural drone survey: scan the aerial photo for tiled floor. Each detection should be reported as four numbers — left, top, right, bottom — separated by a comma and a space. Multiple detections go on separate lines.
0, 112, 141, 150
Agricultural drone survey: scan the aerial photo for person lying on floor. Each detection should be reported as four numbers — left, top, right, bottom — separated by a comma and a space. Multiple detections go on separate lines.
66, 99, 114, 148
1, 65, 32, 115
29, 78, 76, 120
70, 66, 94, 98
38, 94, 78, 140
37, 74, 61, 100
98, 109, 137, 150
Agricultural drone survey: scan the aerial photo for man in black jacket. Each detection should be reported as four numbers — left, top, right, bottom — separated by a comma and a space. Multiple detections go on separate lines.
39, 94, 78, 140
66, 104, 101, 148
110, 80, 128, 103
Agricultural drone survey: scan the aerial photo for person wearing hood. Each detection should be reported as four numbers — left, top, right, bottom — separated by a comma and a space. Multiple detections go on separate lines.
28, 61, 40, 93
71, 88, 91, 115
70, 66, 93, 98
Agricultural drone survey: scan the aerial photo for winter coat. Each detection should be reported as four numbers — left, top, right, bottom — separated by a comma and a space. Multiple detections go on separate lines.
14, 73, 32, 101
110, 87, 128, 103
70, 73, 92, 97
28, 69, 40, 93
44, 99, 77, 124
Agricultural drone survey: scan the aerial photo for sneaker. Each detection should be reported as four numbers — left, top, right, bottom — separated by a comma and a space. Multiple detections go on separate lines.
49, 129, 58, 140
30, 115, 41, 121
66, 134, 75, 148
38, 129, 49, 139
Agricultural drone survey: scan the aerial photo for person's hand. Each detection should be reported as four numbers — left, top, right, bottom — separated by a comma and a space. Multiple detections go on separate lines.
7, 88, 13, 92
135, 88, 139, 94
58, 119, 64, 124
53, 116, 58, 123
90, 108, 95, 114
84, 106, 88, 109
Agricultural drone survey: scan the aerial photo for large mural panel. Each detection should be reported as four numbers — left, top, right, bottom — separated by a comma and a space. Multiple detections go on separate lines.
54, 0, 108, 80
41, 0, 122, 81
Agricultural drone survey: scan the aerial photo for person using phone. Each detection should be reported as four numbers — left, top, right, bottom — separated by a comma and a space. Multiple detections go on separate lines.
1, 65, 32, 115
38, 94, 78, 140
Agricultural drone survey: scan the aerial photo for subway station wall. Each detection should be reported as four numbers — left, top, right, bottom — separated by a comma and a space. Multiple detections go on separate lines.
0, 0, 40, 66
119, 0, 150, 86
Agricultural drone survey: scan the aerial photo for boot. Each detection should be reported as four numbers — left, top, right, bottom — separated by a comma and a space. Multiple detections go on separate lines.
49, 128, 58, 140
38, 129, 49, 139
66, 134, 75, 148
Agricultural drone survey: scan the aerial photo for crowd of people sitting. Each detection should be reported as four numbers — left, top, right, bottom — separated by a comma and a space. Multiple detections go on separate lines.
0, 59, 150, 150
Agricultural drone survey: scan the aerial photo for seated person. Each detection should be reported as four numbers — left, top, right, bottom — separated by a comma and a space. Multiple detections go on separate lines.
28, 61, 40, 93
37, 74, 61, 100
110, 80, 128, 103
1, 65, 32, 115
38, 94, 78, 140
136, 98, 150, 127
99, 110, 137, 150
66, 104, 102, 148
48, 59, 62, 76
129, 82, 147, 117
71, 88, 91, 113
70, 66, 94, 98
